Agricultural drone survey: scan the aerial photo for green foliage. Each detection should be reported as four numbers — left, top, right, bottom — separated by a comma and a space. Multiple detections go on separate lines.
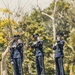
0, 0, 75, 75
18, 10, 54, 74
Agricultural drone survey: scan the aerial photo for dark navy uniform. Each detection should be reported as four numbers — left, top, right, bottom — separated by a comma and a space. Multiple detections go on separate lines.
31, 40, 45, 75
10, 39, 23, 75
53, 39, 65, 75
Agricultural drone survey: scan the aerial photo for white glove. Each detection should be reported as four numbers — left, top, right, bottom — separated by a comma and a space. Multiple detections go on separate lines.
34, 42, 37, 44
54, 43, 57, 46
11, 62, 14, 65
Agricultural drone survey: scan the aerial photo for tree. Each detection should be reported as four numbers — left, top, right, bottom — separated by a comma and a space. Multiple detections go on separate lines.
1, 40, 14, 75
66, 29, 75, 75
0, 0, 75, 75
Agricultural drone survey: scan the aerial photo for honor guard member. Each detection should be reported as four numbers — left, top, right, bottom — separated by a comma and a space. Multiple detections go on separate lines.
31, 34, 45, 75
10, 35, 23, 75
53, 33, 65, 75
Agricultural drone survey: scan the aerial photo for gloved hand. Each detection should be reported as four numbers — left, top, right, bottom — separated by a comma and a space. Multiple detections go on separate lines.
11, 62, 14, 65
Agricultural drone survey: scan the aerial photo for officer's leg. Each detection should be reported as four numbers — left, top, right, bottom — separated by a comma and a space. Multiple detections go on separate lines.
36, 56, 41, 75
13, 59, 19, 75
38, 56, 45, 75
55, 58, 60, 75
58, 57, 65, 75
17, 58, 23, 75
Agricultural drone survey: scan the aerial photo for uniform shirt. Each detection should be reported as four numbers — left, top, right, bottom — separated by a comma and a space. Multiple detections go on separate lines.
53, 39, 65, 58
10, 39, 23, 62
31, 40, 44, 57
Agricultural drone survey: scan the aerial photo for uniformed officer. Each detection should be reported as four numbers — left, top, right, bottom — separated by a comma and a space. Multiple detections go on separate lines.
31, 34, 45, 75
53, 33, 65, 75
10, 35, 23, 75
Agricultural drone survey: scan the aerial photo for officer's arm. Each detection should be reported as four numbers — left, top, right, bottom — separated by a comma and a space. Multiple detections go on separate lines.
21, 46, 23, 62
16, 39, 23, 49
17, 42, 23, 49
17, 42, 23, 62
53, 43, 57, 50
37, 40, 43, 47
31, 44, 35, 48
10, 48, 14, 62
57, 40, 65, 47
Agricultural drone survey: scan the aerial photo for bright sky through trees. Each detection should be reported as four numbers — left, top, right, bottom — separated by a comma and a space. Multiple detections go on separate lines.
0, 0, 53, 17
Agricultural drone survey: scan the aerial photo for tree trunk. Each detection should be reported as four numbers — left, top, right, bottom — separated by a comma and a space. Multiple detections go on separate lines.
1, 57, 7, 75
52, 0, 58, 40
1, 46, 9, 75
42, 0, 58, 40
1, 40, 13, 75
28, 63, 32, 75
69, 63, 73, 75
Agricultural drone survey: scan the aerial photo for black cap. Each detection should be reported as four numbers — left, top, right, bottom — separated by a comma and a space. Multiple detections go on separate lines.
14, 35, 20, 38
33, 34, 39, 38
56, 33, 63, 36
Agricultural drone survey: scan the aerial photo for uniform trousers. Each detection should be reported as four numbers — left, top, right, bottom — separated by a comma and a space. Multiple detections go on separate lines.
55, 57, 65, 75
13, 58, 23, 75
36, 56, 45, 75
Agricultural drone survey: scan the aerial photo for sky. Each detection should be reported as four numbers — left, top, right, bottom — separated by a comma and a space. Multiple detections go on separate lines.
0, 0, 53, 18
